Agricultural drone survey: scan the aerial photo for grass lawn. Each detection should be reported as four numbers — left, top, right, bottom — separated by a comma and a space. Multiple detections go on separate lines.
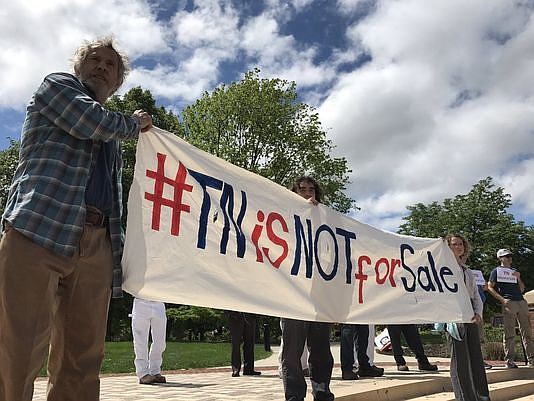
38, 342, 271, 376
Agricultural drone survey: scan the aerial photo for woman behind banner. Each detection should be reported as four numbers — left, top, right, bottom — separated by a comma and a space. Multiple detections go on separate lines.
280, 176, 334, 401
445, 234, 490, 401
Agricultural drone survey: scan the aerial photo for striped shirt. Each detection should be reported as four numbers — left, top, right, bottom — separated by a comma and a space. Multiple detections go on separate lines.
2, 72, 140, 297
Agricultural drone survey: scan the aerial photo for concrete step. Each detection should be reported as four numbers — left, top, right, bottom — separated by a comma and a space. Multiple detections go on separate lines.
407, 379, 534, 401
510, 395, 534, 401
334, 367, 534, 401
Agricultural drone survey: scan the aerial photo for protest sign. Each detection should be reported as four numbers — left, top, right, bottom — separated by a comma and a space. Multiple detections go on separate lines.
122, 128, 474, 324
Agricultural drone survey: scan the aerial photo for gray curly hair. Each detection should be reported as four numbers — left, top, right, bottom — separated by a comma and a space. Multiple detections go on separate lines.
72, 36, 130, 94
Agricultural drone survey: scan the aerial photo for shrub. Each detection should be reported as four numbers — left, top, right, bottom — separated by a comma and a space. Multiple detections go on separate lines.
486, 341, 505, 360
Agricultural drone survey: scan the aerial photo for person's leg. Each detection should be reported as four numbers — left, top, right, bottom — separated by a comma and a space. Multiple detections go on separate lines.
281, 318, 307, 401
515, 300, 534, 364
449, 325, 478, 401
148, 304, 167, 376
242, 313, 257, 374
131, 299, 151, 379
228, 312, 244, 375
47, 225, 113, 401
278, 319, 284, 377
403, 325, 435, 370
0, 226, 62, 401
502, 302, 518, 365
340, 324, 355, 372
477, 318, 486, 357
355, 325, 370, 368
387, 325, 406, 366
301, 340, 309, 370
308, 322, 334, 401
465, 323, 490, 399
367, 324, 375, 366
355, 325, 383, 377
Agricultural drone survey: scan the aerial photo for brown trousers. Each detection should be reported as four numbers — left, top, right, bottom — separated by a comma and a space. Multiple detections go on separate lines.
502, 299, 534, 364
0, 224, 112, 401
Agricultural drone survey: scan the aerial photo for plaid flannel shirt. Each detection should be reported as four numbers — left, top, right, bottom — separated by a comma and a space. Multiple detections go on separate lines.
2, 72, 140, 297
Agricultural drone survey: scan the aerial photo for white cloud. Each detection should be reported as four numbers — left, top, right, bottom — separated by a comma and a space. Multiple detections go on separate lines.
500, 159, 534, 215
0, 0, 167, 107
1, 0, 532, 230
320, 0, 534, 230
173, 0, 240, 51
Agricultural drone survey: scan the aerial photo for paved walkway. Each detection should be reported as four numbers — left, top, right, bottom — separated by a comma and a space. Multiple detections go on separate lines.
32, 345, 453, 400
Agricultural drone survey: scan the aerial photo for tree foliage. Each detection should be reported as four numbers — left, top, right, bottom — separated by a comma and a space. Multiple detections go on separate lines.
399, 177, 534, 299
166, 306, 225, 341
181, 68, 352, 212
0, 140, 20, 217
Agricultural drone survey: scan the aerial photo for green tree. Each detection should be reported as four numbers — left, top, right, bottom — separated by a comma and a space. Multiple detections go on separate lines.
399, 177, 534, 309
0, 140, 20, 217
182, 68, 352, 212
166, 306, 225, 341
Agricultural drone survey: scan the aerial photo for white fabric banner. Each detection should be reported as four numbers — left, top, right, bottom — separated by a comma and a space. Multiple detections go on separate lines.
122, 127, 474, 324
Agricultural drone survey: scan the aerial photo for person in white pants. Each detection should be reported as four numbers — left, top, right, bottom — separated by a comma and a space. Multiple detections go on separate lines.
131, 298, 167, 384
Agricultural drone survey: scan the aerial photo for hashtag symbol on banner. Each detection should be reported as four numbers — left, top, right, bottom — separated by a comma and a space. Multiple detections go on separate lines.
145, 152, 193, 236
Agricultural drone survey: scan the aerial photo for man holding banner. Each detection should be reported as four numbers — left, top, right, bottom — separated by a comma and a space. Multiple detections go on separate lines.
0, 37, 152, 401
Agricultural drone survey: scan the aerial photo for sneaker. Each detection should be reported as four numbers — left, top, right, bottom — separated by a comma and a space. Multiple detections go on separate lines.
397, 365, 409, 372
341, 370, 359, 380
152, 373, 166, 383
418, 362, 438, 371
302, 368, 310, 377
139, 374, 155, 385
505, 362, 518, 369
483, 362, 493, 370
231, 369, 240, 377
357, 365, 384, 377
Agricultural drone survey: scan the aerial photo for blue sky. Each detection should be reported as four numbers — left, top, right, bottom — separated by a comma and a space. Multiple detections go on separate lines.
1, 0, 533, 230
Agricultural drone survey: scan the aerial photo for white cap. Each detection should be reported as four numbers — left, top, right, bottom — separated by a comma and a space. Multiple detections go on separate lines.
497, 248, 512, 258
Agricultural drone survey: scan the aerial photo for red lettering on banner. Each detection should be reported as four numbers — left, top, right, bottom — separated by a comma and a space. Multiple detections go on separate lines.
355, 255, 370, 304
145, 152, 193, 236
262, 212, 289, 268
251, 210, 265, 263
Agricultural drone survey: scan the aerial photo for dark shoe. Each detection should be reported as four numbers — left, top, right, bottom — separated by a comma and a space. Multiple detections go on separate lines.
358, 365, 384, 377
243, 370, 261, 376
397, 364, 409, 371
505, 362, 518, 369
418, 362, 438, 371
341, 370, 359, 380
152, 373, 166, 383
483, 362, 493, 370
232, 370, 240, 377
315, 392, 335, 401
302, 367, 310, 377
139, 374, 155, 384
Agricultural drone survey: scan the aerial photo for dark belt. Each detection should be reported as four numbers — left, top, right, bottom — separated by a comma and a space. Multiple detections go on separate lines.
85, 206, 108, 227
